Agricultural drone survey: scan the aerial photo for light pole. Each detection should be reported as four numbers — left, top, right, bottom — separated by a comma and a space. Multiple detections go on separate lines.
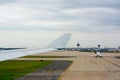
118, 46, 120, 52
98, 44, 101, 52
77, 43, 80, 51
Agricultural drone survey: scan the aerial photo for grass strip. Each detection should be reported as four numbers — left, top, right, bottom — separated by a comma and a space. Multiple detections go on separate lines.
0, 60, 53, 80
21, 56, 76, 58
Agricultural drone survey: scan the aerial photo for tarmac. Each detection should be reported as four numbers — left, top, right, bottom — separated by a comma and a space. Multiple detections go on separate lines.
16, 61, 72, 80
14, 51, 120, 80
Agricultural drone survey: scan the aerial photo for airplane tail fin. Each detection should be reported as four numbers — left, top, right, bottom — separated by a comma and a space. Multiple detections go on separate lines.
47, 34, 72, 48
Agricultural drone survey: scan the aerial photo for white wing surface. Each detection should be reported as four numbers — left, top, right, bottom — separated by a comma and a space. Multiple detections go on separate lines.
47, 33, 71, 48
0, 34, 71, 61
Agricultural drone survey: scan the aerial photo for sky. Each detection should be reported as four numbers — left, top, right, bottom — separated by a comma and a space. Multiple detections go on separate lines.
0, 0, 120, 48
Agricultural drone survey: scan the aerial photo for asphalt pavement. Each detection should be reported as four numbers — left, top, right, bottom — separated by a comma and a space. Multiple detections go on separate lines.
14, 51, 120, 80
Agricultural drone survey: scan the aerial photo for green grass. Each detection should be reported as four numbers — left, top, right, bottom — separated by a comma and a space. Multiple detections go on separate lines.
0, 60, 53, 80
21, 56, 62, 58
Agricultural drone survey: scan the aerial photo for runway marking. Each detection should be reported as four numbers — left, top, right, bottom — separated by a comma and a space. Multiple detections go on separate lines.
103, 58, 120, 69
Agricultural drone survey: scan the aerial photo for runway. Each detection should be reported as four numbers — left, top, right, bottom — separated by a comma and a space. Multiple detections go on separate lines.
14, 51, 120, 80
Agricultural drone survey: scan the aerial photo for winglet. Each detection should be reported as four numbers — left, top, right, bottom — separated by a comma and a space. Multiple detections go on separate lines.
47, 34, 72, 48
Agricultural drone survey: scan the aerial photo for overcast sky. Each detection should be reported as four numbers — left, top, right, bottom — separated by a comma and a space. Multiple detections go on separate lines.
0, 0, 120, 48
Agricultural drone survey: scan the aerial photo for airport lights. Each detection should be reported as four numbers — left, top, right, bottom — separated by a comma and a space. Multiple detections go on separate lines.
98, 44, 100, 48
77, 43, 80, 51
119, 46, 120, 52
118, 46, 120, 49
98, 44, 101, 52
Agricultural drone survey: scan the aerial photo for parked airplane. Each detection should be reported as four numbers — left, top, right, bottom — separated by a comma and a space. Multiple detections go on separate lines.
0, 34, 71, 61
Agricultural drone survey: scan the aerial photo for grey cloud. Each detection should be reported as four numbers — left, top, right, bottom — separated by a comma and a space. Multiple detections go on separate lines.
0, 0, 120, 33
0, 0, 120, 48
0, 0, 16, 4
1, 0, 120, 9
61, 0, 120, 9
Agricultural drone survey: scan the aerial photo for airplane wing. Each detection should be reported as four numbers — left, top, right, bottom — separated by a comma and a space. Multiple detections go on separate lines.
47, 33, 71, 48
0, 34, 71, 61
